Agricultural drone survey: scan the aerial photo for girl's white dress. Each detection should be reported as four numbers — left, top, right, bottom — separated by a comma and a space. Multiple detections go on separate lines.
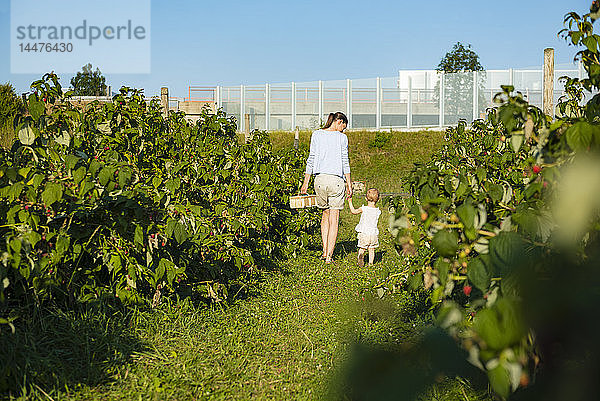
355, 206, 381, 248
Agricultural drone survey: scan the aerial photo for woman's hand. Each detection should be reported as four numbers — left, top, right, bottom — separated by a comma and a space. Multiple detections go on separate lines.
300, 183, 308, 195
346, 183, 353, 198
300, 173, 311, 194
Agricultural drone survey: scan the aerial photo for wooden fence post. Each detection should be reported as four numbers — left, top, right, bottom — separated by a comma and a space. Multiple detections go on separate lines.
161, 87, 169, 118
244, 113, 251, 143
543, 48, 554, 118
294, 126, 299, 149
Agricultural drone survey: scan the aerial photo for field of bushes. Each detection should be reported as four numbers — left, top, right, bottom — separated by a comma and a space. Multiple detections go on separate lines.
2, 5, 600, 401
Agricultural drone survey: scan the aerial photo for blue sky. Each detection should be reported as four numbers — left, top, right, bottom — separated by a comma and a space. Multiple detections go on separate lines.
0, 0, 593, 97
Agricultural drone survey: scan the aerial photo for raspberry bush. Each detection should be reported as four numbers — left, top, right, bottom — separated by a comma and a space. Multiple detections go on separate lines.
0, 74, 318, 325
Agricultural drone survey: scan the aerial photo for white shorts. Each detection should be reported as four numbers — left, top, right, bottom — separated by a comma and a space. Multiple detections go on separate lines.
357, 233, 379, 249
314, 174, 345, 210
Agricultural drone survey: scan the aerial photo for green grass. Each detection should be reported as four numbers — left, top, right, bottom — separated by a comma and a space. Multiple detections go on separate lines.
1, 129, 492, 400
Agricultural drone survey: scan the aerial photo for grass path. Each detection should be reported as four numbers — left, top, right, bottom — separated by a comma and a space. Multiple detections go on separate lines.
55, 209, 396, 400
6, 130, 491, 400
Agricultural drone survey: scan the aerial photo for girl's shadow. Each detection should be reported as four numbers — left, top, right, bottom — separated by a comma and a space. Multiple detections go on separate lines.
334, 241, 387, 263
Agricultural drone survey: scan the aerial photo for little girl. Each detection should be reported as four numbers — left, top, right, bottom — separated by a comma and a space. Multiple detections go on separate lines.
348, 188, 381, 267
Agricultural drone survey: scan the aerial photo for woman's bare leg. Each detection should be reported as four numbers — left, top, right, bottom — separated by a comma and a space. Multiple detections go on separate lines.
326, 209, 340, 261
321, 209, 330, 258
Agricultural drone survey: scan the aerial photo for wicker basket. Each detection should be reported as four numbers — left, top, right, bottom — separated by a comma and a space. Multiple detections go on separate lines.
290, 194, 317, 209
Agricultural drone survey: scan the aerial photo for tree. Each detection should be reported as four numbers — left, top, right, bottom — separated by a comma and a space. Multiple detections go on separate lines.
434, 42, 486, 124
436, 42, 483, 73
0, 83, 24, 148
70, 63, 107, 96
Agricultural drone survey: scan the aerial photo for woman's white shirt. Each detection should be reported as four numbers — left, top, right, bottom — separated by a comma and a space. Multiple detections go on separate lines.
304, 129, 350, 178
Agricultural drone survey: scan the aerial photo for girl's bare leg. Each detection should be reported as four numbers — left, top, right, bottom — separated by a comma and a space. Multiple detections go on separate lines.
368, 248, 375, 266
357, 248, 365, 267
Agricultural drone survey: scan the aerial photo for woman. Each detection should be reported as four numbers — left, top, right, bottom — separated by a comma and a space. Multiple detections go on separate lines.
300, 112, 352, 264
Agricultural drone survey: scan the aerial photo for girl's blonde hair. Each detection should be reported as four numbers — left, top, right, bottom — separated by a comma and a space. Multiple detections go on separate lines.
366, 188, 379, 202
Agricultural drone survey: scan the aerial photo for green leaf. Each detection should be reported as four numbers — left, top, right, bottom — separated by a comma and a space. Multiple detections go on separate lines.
488, 363, 511, 399
55, 130, 71, 146
56, 236, 70, 255
89, 160, 102, 175
157, 258, 175, 282
435, 258, 450, 286
501, 273, 520, 297
109, 254, 122, 272
456, 203, 476, 229
582, 35, 598, 53
509, 134, 524, 152
134, 225, 144, 248
32, 173, 45, 190
73, 167, 87, 184
408, 270, 423, 290
467, 257, 491, 292
432, 230, 459, 257
475, 167, 486, 183
65, 154, 79, 170
165, 178, 181, 193
9, 238, 22, 254
166, 219, 188, 244
474, 298, 525, 350
571, 31, 582, 45
118, 168, 132, 188
566, 121, 596, 151
498, 105, 518, 133
18, 123, 36, 146
98, 167, 113, 186
455, 181, 468, 199
42, 182, 63, 206
488, 183, 503, 203
8, 182, 24, 202
488, 232, 525, 276
28, 94, 45, 121
173, 222, 188, 244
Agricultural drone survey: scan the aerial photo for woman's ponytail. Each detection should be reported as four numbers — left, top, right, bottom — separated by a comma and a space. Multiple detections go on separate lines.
322, 112, 348, 129
323, 113, 336, 129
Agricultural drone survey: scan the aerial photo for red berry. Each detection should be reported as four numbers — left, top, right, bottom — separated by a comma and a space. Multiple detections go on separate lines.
463, 286, 472, 296
533, 165, 541, 174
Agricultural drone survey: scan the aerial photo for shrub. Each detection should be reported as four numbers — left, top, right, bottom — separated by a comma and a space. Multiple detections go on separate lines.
368, 130, 393, 149
0, 83, 24, 149
376, 5, 600, 399
0, 73, 318, 326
